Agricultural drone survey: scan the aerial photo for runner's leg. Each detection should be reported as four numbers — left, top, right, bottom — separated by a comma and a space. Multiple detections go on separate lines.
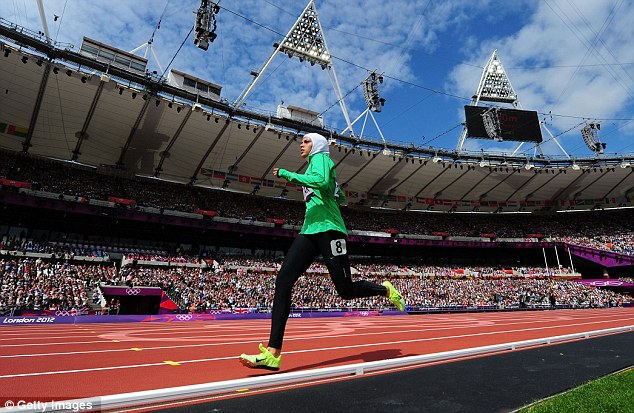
319, 231, 387, 299
268, 234, 320, 349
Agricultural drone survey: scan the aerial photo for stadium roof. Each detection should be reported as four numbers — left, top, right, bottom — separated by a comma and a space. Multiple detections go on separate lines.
1, 17, 634, 213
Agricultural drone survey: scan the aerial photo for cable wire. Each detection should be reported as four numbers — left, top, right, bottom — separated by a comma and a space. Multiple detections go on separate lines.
161, 25, 194, 79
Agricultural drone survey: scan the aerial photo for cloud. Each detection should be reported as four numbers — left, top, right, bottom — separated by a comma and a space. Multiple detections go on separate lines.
5, 0, 633, 156
446, 1, 634, 154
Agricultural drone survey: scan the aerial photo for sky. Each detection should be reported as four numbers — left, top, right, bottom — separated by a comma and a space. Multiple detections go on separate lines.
5, 0, 634, 158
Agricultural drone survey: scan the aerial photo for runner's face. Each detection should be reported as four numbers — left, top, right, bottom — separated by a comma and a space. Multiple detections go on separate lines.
300, 137, 313, 158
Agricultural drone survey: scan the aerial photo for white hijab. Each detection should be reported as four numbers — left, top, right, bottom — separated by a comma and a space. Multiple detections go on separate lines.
305, 133, 329, 156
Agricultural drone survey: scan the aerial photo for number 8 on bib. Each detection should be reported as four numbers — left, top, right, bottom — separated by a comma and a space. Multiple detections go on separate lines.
330, 239, 347, 256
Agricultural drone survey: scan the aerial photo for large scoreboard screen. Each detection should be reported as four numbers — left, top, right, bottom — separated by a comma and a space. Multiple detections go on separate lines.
464, 106, 542, 143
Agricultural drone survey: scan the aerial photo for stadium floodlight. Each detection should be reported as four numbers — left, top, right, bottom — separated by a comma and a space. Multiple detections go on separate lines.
581, 122, 605, 154
194, 0, 220, 51
524, 161, 534, 170
480, 52, 517, 104
277, 3, 331, 68
571, 162, 581, 170
363, 71, 386, 112
233, 1, 355, 134
432, 155, 442, 163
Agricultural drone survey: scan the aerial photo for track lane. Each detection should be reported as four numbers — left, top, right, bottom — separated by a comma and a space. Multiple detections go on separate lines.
1, 308, 632, 401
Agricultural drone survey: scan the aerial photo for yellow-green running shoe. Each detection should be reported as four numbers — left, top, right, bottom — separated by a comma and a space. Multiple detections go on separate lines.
239, 343, 281, 371
382, 281, 406, 312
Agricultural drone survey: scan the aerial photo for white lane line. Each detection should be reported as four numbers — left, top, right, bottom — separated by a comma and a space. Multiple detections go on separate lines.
0, 323, 251, 339
0, 340, 123, 348
0, 334, 104, 341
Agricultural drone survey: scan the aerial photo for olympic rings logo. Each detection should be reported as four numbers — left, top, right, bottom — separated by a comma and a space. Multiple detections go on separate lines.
175, 314, 193, 321
126, 288, 141, 295
55, 310, 74, 316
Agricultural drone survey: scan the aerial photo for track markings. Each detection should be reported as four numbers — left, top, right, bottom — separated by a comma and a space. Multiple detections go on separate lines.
2, 312, 634, 358
163, 361, 180, 366
1, 308, 633, 387
1, 319, 633, 379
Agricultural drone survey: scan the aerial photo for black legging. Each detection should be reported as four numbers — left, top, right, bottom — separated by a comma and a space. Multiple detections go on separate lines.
268, 230, 387, 349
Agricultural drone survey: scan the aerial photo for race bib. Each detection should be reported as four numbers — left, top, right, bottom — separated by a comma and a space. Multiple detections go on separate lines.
330, 238, 347, 256
302, 186, 314, 202
302, 180, 341, 203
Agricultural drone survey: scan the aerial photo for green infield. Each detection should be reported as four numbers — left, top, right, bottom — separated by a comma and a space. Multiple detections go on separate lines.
519, 366, 634, 413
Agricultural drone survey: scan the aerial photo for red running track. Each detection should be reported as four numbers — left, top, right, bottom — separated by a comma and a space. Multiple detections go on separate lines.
1, 308, 634, 403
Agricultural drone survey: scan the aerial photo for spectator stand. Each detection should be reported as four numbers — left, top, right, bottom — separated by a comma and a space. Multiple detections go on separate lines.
1, 255, 631, 318
3, 148, 634, 261
122, 253, 206, 268
0, 256, 114, 317
0, 237, 110, 263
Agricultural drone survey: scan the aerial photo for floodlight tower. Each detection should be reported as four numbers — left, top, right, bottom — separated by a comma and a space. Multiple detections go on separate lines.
457, 50, 518, 152
341, 71, 388, 144
456, 50, 568, 158
233, 1, 355, 135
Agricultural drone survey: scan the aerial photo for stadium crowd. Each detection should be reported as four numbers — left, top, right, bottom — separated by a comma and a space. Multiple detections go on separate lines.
0, 257, 113, 314
119, 263, 631, 312
2, 255, 630, 315
123, 253, 201, 264
2, 149, 634, 316
352, 263, 576, 278
0, 236, 109, 259
2, 149, 634, 255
